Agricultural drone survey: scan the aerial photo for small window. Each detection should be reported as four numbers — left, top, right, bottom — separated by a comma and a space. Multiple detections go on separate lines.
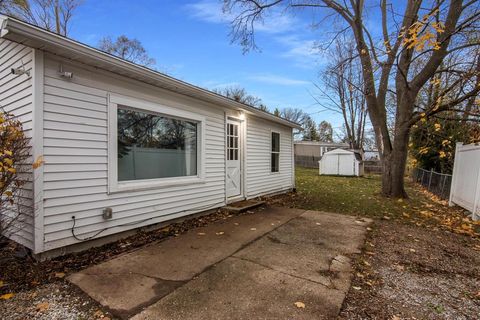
117, 106, 198, 181
227, 123, 239, 161
271, 132, 280, 172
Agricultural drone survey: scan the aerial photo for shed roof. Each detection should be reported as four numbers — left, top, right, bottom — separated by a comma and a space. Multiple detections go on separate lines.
0, 15, 302, 129
323, 148, 363, 161
323, 148, 355, 155
294, 141, 350, 147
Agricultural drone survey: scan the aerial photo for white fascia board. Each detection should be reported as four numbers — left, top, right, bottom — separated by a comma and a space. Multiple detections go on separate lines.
0, 16, 301, 129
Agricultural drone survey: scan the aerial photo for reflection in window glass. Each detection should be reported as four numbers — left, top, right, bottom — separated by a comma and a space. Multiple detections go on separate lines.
117, 107, 197, 181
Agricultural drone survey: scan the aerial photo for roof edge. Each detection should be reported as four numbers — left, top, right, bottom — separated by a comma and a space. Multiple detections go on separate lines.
0, 15, 302, 129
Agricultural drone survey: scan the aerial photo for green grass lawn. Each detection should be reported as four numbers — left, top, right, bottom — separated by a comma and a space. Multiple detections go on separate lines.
270, 167, 479, 236
292, 167, 432, 218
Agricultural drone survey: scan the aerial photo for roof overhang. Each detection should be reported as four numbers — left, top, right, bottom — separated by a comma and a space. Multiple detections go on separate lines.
0, 15, 302, 129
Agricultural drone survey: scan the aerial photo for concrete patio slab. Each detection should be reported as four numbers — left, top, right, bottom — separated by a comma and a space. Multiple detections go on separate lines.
233, 211, 370, 289
132, 211, 371, 320
131, 257, 346, 320
68, 207, 371, 319
68, 206, 306, 318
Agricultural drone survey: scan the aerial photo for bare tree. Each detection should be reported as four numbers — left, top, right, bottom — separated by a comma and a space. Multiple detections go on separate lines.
1, 0, 82, 36
315, 36, 367, 149
318, 120, 333, 142
98, 35, 157, 68
224, 0, 480, 198
213, 86, 267, 110
278, 107, 311, 139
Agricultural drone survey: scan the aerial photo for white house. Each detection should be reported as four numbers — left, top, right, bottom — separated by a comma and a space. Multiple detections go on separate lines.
319, 148, 364, 176
0, 16, 300, 257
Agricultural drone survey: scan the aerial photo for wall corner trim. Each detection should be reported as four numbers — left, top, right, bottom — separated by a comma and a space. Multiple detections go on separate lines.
32, 48, 45, 254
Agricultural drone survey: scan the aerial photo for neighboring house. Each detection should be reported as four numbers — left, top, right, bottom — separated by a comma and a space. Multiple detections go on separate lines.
0, 16, 301, 257
364, 149, 380, 160
319, 149, 364, 177
294, 141, 350, 168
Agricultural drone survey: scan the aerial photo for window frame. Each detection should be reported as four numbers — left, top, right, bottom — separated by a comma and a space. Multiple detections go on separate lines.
108, 93, 206, 193
271, 131, 280, 173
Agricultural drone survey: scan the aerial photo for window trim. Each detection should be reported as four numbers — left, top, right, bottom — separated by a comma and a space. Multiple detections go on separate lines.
271, 130, 280, 173
108, 93, 206, 193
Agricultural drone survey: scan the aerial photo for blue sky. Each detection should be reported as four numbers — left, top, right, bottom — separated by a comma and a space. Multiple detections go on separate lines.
68, 0, 343, 127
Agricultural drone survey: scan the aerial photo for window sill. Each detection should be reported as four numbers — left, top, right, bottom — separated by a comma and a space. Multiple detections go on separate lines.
109, 176, 206, 194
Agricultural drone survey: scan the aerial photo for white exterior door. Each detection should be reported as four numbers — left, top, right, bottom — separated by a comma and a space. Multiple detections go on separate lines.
226, 119, 242, 198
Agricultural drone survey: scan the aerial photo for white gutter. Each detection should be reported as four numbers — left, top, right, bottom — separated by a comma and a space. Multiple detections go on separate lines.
0, 16, 302, 129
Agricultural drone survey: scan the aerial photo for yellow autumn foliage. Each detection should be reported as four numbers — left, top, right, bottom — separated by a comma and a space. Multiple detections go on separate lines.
401, 11, 445, 52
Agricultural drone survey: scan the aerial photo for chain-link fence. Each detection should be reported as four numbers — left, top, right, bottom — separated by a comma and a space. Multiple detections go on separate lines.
411, 167, 452, 200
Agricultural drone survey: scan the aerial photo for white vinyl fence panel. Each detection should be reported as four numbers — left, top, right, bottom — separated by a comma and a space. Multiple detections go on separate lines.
449, 143, 480, 220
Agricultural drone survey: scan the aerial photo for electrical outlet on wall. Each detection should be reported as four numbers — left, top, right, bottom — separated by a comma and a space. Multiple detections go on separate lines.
102, 207, 113, 220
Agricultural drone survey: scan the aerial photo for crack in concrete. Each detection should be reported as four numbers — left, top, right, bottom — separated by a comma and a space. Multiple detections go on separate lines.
229, 255, 337, 290
81, 270, 184, 283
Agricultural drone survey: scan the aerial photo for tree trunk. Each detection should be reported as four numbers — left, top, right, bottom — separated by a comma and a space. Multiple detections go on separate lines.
381, 125, 410, 198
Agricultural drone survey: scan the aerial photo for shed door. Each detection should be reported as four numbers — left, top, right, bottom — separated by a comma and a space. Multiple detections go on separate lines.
338, 154, 354, 175
226, 119, 242, 198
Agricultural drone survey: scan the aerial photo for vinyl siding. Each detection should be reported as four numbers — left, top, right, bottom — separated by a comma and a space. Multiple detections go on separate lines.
0, 39, 35, 249
42, 55, 227, 251
245, 116, 294, 198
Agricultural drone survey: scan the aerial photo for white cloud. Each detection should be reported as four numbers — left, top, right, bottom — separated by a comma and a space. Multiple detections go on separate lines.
184, 0, 297, 34
275, 35, 329, 68
248, 74, 310, 86
185, 0, 228, 24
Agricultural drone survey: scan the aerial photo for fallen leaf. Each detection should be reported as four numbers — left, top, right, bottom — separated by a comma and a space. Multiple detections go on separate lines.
54, 272, 65, 279
93, 310, 104, 318
36, 302, 49, 312
294, 301, 306, 308
352, 286, 361, 290
0, 293, 14, 300
197, 232, 206, 236
363, 260, 371, 266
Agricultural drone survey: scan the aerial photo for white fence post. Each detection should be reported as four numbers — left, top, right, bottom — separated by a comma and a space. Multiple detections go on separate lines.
472, 169, 480, 221
449, 142, 462, 207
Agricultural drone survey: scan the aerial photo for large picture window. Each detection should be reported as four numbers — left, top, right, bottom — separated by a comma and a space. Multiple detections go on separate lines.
271, 132, 280, 172
117, 106, 198, 181
108, 94, 205, 193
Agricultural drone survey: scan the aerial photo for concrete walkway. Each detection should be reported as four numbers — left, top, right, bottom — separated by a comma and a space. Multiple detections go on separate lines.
68, 206, 371, 319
